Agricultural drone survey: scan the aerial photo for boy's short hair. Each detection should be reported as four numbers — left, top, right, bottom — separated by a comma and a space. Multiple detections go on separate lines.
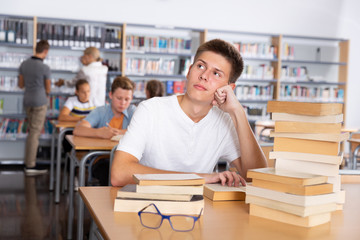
111, 76, 135, 93
194, 39, 244, 83
146, 79, 165, 98
35, 40, 50, 53
75, 79, 89, 91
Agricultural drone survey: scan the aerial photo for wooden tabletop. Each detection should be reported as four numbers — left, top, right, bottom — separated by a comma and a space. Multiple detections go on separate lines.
79, 183, 360, 240
50, 120, 78, 128
65, 135, 118, 150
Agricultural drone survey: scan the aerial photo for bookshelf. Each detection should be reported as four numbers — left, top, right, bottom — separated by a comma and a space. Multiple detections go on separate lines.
0, 14, 350, 161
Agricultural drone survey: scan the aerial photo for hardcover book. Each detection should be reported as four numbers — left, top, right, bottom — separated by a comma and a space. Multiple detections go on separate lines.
267, 101, 343, 116
133, 173, 205, 186
247, 168, 328, 186
203, 183, 246, 201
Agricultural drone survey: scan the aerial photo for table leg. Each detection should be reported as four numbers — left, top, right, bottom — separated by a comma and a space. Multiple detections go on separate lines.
55, 128, 72, 203
67, 150, 75, 239
76, 151, 109, 240
49, 126, 56, 191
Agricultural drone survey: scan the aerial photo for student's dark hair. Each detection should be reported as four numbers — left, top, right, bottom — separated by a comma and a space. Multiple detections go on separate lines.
193, 39, 244, 83
146, 79, 165, 98
75, 79, 89, 91
111, 76, 135, 93
35, 40, 50, 53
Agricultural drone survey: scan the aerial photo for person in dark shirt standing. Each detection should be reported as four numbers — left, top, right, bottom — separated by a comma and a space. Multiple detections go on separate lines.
18, 40, 51, 175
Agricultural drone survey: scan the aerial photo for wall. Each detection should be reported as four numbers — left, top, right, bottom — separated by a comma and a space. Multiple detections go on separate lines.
1, 0, 359, 128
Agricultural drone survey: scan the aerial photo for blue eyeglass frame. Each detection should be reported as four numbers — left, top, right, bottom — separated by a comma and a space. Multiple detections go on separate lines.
137, 203, 203, 232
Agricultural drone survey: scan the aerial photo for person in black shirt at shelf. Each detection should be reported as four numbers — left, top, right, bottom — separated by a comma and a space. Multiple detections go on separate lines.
18, 40, 51, 175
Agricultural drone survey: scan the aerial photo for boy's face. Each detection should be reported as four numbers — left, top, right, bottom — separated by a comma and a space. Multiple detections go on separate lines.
76, 83, 90, 103
186, 51, 232, 104
109, 88, 133, 114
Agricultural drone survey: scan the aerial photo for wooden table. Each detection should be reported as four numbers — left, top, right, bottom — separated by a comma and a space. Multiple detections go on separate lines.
49, 120, 78, 203
79, 183, 360, 240
65, 135, 117, 240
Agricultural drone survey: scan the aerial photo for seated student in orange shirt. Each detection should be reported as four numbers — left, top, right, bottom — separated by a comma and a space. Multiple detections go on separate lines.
73, 76, 136, 185
73, 76, 136, 139
58, 79, 95, 122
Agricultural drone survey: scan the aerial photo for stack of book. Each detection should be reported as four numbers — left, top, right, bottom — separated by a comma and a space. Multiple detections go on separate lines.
246, 168, 338, 227
267, 100, 348, 209
246, 101, 349, 227
114, 173, 205, 215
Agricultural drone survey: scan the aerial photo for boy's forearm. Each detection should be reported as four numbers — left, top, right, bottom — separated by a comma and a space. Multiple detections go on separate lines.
73, 125, 100, 138
229, 106, 268, 175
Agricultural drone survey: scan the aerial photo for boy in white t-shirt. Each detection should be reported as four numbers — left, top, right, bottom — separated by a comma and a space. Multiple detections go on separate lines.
111, 39, 268, 187
58, 79, 95, 121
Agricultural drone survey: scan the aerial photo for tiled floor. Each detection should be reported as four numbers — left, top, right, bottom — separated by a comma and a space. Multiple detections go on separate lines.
0, 165, 91, 240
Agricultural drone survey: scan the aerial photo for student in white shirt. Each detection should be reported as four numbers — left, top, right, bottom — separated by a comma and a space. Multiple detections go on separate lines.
111, 39, 268, 187
55, 47, 108, 107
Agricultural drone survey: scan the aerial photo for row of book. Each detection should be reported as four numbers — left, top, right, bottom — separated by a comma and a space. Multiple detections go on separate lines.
44, 56, 81, 72
48, 95, 67, 115
126, 35, 192, 54
245, 101, 348, 227
126, 57, 190, 76
0, 18, 29, 44
282, 43, 295, 60
0, 52, 30, 68
280, 66, 308, 81
235, 84, 274, 101
0, 75, 20, 91
0, 118, 54, 140
279, 85, 344, 102
37, 23, 121, 49
233, 42, 277, 59
240, 64, 274, 80
132, 80, 186, 98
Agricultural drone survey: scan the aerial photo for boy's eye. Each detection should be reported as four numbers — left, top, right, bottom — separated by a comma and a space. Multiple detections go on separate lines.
197, 64, 205, 69
214, 72, 220, 77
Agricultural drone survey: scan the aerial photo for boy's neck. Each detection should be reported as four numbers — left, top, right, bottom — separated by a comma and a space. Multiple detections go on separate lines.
178, 95, 212, 123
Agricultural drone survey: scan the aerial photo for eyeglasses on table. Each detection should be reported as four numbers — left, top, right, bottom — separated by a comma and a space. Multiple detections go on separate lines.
138, 203, 203, 232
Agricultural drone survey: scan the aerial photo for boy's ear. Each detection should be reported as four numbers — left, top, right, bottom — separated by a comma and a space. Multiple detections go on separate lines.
186, 64, 193, 78
229, 83, 236, 90
109, 91, 113, 100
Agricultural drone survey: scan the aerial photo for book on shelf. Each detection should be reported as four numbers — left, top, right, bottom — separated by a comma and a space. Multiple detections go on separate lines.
114, 195, 204, 215
246, 195, 337, 217
117, 184, 193, 201
274, 137, 340, 156
203, 183, 246, 201
251, 178, 333, 196
133, 173, 205, 186
271, 113, 343, 124
246, 185, 337, 207
274, 121, 342, 134
267, 100, 343, 116
269, 151, 343, 165
275, 158, 340, 177
270, 131, 349, 142
249, 204, 331, 227
136, 184, 204, 195
247, 168, 328, 186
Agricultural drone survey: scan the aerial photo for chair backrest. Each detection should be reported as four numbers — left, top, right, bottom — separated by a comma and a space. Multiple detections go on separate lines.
108, 144, 118, 186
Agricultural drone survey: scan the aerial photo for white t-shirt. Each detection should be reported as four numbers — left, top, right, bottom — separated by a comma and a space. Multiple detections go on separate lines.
64, 96, 96, 117
66, 61, 108, 107
118, 95, 241, 173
